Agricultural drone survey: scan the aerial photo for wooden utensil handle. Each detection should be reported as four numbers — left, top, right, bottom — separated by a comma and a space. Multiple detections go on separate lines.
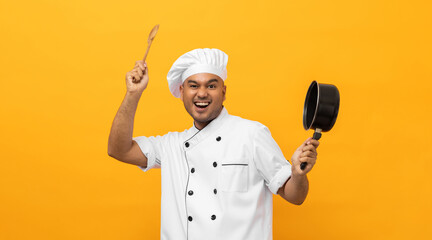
142, 42, 152, 62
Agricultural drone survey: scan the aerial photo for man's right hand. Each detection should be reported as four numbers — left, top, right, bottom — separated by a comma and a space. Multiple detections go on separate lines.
125, 60, 149, 94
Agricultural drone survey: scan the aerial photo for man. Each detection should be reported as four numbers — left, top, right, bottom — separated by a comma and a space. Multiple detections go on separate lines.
108, 48, 319, 240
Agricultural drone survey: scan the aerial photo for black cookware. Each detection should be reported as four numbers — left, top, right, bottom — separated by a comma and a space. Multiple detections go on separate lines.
301, 81, 340, 170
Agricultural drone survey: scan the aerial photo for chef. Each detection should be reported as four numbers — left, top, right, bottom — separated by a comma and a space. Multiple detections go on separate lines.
108, 48, 319, 240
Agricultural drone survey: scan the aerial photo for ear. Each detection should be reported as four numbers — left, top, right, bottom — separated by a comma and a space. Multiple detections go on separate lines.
179, 84, 184, 101
222, 84, 227, 101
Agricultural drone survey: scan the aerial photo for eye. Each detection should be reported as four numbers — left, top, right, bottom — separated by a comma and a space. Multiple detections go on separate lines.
189, 84, 198, 89
208, 84, 216, 89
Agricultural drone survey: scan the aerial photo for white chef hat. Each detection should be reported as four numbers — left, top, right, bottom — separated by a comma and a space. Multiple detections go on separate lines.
167, 48, 228, 98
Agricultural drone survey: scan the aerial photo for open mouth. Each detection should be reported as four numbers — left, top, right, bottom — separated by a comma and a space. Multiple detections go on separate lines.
194, 101, 210, 109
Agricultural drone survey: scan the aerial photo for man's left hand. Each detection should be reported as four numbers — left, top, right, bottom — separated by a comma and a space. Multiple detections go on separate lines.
291, 137, 320, 176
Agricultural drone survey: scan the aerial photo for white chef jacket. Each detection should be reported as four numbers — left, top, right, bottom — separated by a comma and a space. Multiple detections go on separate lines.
133, 107, 292, 240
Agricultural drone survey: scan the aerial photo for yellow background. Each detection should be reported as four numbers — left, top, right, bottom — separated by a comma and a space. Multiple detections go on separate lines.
1, 0, 431, 239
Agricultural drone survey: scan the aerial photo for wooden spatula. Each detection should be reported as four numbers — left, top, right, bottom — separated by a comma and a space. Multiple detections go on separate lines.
132, 24, 159, 83
143, 24, 159, 63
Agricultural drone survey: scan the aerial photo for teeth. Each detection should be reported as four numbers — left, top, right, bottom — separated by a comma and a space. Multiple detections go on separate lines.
196, 102, 209, 106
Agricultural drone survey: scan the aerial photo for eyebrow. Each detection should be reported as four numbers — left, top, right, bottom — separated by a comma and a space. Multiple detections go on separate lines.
186, 79, 219, 84
207, 79, 218, 84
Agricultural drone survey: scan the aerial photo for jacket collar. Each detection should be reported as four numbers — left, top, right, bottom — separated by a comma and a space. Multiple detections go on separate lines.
184, 107, 228, 149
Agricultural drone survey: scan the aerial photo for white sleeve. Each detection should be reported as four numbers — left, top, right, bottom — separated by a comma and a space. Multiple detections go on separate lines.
132, 136, 163, 172
252, 125, 292, 194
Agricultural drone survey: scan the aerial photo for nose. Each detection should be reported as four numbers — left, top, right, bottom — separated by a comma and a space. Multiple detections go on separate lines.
196, 86, 208, 98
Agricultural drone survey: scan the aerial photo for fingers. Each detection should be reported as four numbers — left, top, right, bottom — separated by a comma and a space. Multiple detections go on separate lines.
300, 148, 316, 158
296, 137, 311, 152
307, 139, 320, 148
298, 139, 319, 155
134, 68, 143, 78
302, 144, 317, 153
292, 138, 320, 174
301, 140, 318, 159
299, 156, 316, 166
129, 61, 148, 83
300, 139, 319, 170
135, 60, 147, 72
301, 137, 312, 146
131, 70, 140, 80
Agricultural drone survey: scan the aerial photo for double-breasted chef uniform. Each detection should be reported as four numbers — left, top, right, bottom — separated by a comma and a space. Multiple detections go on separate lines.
133, 107, 292, 240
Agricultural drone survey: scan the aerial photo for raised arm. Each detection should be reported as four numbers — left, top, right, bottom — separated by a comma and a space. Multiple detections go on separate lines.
107, 60, 149, 167
278, 138, 319, 205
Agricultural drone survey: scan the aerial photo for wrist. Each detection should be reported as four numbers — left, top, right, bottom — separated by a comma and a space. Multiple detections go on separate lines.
291, 167, 307, 180
126, 90, 144, 98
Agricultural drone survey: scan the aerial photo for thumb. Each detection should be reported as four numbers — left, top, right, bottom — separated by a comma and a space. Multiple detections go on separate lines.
303, 137, 313, 145
296, 137, 312, 151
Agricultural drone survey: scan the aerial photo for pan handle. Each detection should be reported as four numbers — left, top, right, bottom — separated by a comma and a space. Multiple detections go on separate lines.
300, 128, 322, 170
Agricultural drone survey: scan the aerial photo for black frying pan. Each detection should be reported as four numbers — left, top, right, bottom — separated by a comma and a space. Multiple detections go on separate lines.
301, 81, 340, 170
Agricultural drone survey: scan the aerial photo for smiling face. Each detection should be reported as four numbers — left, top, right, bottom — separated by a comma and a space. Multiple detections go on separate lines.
180, 73, 226, 130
